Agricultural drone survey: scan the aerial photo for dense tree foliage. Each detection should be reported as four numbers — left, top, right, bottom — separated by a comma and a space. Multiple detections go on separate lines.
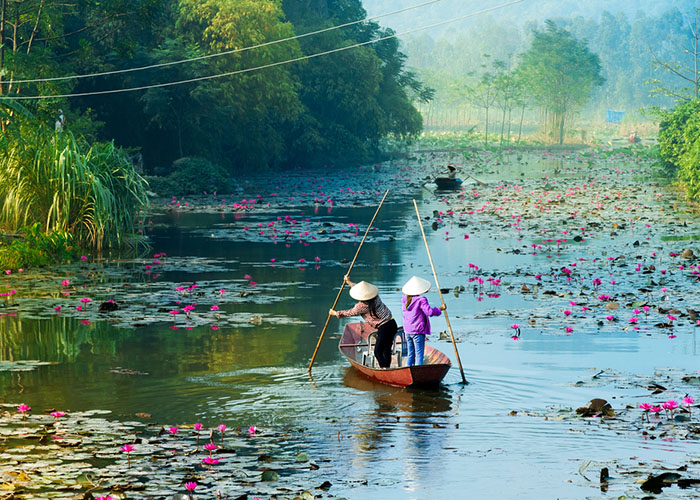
517, 21, 604, 144
0, 0, 429, 174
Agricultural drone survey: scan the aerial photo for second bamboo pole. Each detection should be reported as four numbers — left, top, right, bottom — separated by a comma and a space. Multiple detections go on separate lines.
413, 199, 467, 384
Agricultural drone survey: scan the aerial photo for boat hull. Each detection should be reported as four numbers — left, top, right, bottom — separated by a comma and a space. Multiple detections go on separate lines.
339, 322, 451, 388
434, 177, 463, 190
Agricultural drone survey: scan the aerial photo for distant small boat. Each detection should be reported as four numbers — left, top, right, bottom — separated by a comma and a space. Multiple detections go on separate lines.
434, 177, 463, 190
338, 322, 451, 387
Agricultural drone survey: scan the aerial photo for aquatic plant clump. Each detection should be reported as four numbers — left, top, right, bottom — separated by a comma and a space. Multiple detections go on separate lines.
0, 131, 149, 252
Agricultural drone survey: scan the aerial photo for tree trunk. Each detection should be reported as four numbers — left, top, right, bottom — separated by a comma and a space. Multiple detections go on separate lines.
12, 2, 17, 51
507, 106, 513, 144
518, 106, 525, 143
26, 0, 44, 55
500, 107, 506, 145
485, 106, 489, 146
559, 113, 565, 145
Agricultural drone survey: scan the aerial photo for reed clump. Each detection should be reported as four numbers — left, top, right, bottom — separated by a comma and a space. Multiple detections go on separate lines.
0, 129, 149, 254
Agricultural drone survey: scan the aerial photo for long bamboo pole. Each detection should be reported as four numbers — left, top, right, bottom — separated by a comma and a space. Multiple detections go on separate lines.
308, 189, 390, 373
412, 199, 467, 384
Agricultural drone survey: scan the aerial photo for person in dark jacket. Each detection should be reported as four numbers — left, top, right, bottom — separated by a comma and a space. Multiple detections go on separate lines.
330, 276, 397, 368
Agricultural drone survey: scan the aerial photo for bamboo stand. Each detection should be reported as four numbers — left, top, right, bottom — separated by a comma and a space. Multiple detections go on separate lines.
413, 199, 467, 384
307, 190, 390, 373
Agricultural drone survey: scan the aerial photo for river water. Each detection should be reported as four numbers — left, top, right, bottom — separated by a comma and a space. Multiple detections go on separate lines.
2, 150, 700, 499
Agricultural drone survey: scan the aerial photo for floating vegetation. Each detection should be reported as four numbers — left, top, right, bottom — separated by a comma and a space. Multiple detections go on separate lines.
0, 360, 56, 372
0, 403, 346, 499
1, 259, 311, 330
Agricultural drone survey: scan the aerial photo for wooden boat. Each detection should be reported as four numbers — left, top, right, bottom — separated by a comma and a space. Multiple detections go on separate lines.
434, 177, 463, 190
338, 322, 451, 388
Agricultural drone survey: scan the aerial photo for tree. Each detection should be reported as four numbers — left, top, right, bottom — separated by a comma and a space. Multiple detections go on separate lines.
516, 20, 604, 144
282, 0, 431, 164
647, 8, 700, 101
467, 55, 499, 146
492, 62, 521, 144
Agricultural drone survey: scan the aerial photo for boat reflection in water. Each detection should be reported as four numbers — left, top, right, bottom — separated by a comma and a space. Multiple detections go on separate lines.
342, 367, 454, 415
340, 368, 459, 496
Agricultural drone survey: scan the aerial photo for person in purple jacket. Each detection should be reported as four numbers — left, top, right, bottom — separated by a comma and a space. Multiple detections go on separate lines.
401, 276, 445, 366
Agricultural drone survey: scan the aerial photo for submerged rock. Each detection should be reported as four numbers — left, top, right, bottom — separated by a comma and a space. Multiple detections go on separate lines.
98, 300, 120, 312
681, 249, 695, 259
576, 398, 614, 417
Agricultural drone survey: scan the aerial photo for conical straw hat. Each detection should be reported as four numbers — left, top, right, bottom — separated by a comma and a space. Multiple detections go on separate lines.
349, 281, 379, 301
402, 276, 432, 296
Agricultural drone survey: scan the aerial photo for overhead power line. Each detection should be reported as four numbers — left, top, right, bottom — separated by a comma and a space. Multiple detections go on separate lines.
2, 0, 524, 100
8, 0, 442, 85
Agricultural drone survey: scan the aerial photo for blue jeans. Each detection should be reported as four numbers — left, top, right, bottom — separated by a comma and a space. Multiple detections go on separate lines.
407, 334, 425, 366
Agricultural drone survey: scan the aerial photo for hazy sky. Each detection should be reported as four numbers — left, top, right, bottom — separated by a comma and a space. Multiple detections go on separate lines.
361, 0, 696, 37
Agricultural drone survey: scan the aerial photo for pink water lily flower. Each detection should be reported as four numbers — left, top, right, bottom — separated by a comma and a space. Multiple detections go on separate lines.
638, 403, 652, 421
684, 396, 694, 416
17, 404, 30, 414
185, 481, 197, 492
204, 443, 219, 454
51, 411, 66, 420
167, 426, 179, 434
203, 456, 220, 466
61, 280, 70, 286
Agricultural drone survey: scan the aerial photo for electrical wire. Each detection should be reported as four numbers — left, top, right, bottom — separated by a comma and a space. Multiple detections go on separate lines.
1, 0, 524, 100
7, 0, 442, 84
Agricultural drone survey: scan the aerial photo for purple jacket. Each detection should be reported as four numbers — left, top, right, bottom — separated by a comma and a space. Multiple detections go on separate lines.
402, 295, 441, 335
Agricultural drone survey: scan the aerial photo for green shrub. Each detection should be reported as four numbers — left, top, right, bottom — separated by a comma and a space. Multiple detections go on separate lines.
0, 224, 77, 269
658, 99, 700, 170
659, 98, 700, 200
166, 157, 231, 196
144, 175, 178, 197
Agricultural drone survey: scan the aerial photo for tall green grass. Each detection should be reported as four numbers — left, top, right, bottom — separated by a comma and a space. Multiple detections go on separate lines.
0, 130, 149, 252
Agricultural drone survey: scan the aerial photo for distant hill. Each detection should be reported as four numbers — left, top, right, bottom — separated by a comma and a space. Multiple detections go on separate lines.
361, 0, 697, 36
